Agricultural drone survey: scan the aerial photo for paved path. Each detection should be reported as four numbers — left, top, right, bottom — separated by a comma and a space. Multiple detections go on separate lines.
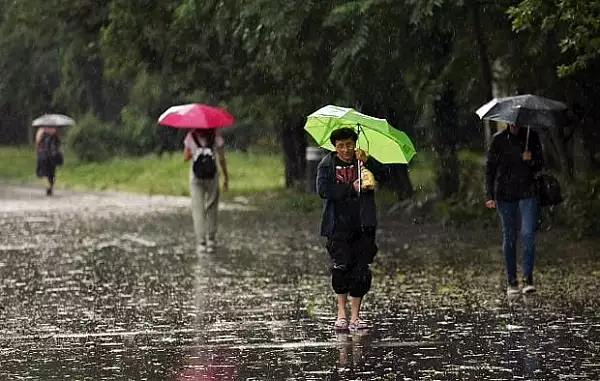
0, 183, 255, 216
0, 182, 599, 380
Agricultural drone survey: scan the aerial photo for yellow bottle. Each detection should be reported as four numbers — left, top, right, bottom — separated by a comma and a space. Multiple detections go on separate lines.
360, 167, 376, 190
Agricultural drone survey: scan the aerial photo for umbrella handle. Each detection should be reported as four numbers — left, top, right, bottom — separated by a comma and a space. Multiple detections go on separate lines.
357, 160, 362, 196
525, 126, 530, 152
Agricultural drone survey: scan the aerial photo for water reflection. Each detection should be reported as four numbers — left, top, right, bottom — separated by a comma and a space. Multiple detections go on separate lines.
174, 346, 237, 380
0, 207, 599, 380
335, 331, 370, 370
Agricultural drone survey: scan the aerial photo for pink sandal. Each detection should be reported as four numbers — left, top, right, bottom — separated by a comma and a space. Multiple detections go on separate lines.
348, 319, 370, 331
333, 318, 349, 331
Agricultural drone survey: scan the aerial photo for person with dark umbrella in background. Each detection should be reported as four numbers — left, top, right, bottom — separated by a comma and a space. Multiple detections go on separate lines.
485, 123, 545, 295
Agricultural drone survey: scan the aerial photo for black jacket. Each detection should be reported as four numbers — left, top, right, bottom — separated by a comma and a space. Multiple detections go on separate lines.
316, 152, 385, 237
485, 128, 544, 201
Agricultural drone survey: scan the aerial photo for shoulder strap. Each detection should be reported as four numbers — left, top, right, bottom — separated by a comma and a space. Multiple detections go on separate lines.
190, 132, 202, 148
206, 132, 216, 149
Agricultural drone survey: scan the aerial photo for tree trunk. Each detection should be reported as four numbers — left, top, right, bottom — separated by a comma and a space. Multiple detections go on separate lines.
280, 117, 307, 189
470, 0, 494, 148
433, 82, 459, 199
555, 126, 575, 179
84, 56, 107, 120
576, 120, 596, 173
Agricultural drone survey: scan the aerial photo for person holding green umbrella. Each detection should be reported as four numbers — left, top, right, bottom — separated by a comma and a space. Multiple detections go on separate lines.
305, 105, 415, 331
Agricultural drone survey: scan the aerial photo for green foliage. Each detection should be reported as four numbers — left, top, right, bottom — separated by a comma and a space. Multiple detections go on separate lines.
0, 0, 62, 119
456, 150, 486, 198
431, 152, 496, 227
66, 107, 165, 162
2, 0, 600, 203
118, 105, 157, 156
557, 177, 600, 238
65, 113, 119, 162
508, 0, 600, 77
0, 146, 39, 183
423, 154, 600, 237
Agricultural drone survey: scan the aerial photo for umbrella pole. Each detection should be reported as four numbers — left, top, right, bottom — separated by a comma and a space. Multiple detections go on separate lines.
525, 126, 531, 151
356, 124, 362, 196
356, 124, 363, 231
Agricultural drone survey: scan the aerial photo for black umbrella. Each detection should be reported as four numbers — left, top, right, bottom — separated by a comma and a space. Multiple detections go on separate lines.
475, 94, 568, 149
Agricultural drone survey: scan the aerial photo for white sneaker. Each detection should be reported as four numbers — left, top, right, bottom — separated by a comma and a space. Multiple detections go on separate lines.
206, 239, 216, 253
522, 277, 536, 294
522, 283, 536, 294
506, 284, 520, 296
196, 241, 207, 254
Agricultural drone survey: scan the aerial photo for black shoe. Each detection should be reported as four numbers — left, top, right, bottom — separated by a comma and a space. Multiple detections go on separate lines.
46, 188, 53, 196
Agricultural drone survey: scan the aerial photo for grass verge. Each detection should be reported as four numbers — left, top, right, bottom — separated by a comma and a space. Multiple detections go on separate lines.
0, 146, 437, 213
0, 147, 284, 197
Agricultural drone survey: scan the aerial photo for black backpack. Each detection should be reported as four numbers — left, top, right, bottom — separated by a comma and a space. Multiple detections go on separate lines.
535, 172, 563, 206
41, 133, 63, 166
191, 133, 217, 179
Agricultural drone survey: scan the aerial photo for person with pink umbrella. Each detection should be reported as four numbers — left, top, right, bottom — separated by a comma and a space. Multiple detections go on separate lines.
158, 104, 234, 253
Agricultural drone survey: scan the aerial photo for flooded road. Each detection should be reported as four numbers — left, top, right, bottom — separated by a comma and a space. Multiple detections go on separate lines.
1, 184, 599, 380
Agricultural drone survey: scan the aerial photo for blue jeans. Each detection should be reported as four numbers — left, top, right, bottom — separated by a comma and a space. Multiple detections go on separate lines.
496, 197, 538, 283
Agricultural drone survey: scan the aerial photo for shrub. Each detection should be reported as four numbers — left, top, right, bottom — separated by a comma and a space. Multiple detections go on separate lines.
555, 177, 600, 238
66, 106, 163, 162
432, 152, 496, 227
65, 113, 121, 162
118, 105, 157, 156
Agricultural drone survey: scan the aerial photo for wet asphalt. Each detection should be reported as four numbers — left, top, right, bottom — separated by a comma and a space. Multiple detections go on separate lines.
0, 184, 599, 380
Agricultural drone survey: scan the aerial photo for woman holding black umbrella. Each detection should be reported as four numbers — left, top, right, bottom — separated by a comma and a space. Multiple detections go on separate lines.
478, 94, 566, 296
485, 123, 545, 296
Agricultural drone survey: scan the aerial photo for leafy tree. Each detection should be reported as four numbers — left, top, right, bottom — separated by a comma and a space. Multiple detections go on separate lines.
507, 0, 600, 175
0, 0, 61, 142
508, 0, 600, 77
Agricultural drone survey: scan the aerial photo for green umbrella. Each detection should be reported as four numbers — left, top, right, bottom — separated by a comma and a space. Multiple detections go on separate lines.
304, 105, 416, 164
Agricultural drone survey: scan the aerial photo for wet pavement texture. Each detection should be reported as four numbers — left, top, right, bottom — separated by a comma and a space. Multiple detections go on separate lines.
1, 184, 599, 380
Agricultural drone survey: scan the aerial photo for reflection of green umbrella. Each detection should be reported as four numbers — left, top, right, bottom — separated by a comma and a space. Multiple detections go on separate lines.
304, 105, 416, 164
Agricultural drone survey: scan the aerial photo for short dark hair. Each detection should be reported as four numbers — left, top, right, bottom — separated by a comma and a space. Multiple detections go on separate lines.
330, 127, 358, 146
192, 128, 216, 146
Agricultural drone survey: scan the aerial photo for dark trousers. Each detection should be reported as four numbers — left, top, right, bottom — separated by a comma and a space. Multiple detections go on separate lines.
326, 227, 378, 297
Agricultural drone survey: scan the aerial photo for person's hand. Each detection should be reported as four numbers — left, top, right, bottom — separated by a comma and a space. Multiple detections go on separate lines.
522, 151, 532, 161
355, 148, 369, 162
353, 179, 360, 192
223, 178, 229, 192
485, 200, 496, 209
361, 168, 375, 190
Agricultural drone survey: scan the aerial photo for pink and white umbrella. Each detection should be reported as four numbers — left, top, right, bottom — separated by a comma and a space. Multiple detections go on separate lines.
158, 104, 235, 129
